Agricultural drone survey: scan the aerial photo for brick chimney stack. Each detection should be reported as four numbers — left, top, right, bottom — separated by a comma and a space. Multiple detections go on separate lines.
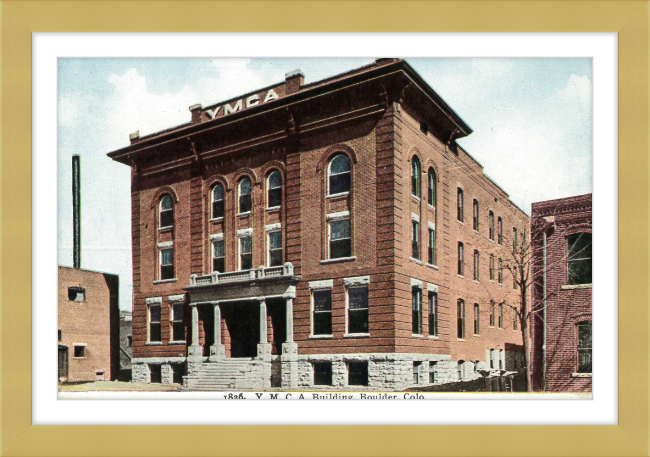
285, 69, 304, 95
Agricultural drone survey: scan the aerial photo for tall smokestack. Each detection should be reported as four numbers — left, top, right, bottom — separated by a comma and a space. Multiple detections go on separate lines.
72, 154, 81, 269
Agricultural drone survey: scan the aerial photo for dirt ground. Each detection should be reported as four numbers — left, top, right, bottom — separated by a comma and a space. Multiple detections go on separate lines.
58, 381, 182, 392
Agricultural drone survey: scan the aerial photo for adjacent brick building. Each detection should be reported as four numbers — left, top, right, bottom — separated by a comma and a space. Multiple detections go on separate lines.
108, 58, 528, 390
58, 266, 120, 382
530, 194, 592, 392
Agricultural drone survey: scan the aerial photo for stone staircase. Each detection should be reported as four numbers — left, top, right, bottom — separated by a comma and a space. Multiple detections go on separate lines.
183, 358, 272, 391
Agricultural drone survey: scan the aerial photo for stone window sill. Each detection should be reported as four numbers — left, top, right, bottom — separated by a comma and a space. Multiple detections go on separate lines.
146, 342, 163, 346
474, 229, 480, 235
426, 263, 439, 270
321, 256, 356, 264
158, 226, 173, 232
412, 195, 421, 202
412, 334, 424, 338
344, 333, 370, 338
457, 220, 464, 225
457, 275, 465, 279
409, 257, 423, 265
457, 338, 466, 342
427, 204, 435, 211
562, 284, 593, 290
209, 217, 224, 222
154, 278, 178, 284
169, 341, 186, 345
309, 335, 334, 339
428, 335, 439, 340
266, 206, 281, 212
73, 357, 86, 359
237, 211, 251, 217
571, 372, 592, 378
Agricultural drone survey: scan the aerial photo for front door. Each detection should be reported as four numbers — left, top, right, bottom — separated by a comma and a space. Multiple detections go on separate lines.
225, 302, 259, 358
58, 346, 68, 380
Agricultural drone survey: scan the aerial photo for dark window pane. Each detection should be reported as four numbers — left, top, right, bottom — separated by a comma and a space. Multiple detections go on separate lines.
160, 210, 173, 228
270, 250, 282, 267
349, 309, 368, 334
240, 236, 252, 254
348, 361, 368, 386
150, 305, 161, 322
330, 220, 350, 240
428, 169, 436, 206
213, 257, 225, 273
150, 323, 161, 342
212, 200, 224, 219
269, 232, 282, 250
268, 188, 282, 208
161, 264, 174, 280
429, 292, 437, 336
239, 178, 251, 195
172, 303, 184, 321
172, 364, 185, 384
411, 158, 420, 197
240, 254, 252, 270
313, 313, 332, 335
313, 362, 333, 385
330, 239, 351, 259
412, 288, 421, 334
329, 173, 351, 195
568, 233, 592, 284
314, 290, 332, 312
160, 196, 172, 211
150, 365, 162, 383
213, 239, 225, 258
268, 171, 282, 188
349, 287, 368, 309
74, 346, 85, 357
172, 322, 185, 341
212, 184, 224, 201
330, 154, 350, 174
412, 221, 419, 259
239, 194, 252, 213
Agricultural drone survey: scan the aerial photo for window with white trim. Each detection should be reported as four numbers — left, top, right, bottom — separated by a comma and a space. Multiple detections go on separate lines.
347, 286, 369, 334
328, 154, 351, 195
474, 303, 480, 335
576, 320, 592, 373
457, 299, 465, 339
268, 231, 283, 267
428, 291, 438, 337
411, 156, 421, 198
171, 303, 185, 342
489, 211, 495, 240
267, 170, 282, 208
412, 219, 420, 260
238, 177, 252, 214
473, 199, 479, 231
457, 188, 464, 222
212, 239, 225, 273
159, 195, 173, 229
312, 289, 332, 335
567, 233, 592, 285
473, 250, 480, 281
148, 304, 161, 342
159, 247, 174, 280
412, 286, 422, 335
428, 167, 436, 207
428, 227, 436, 265
239, 235, 252, 270
211, 183, 224, 219
329, 218, 351, 259
457, 242, 464, 276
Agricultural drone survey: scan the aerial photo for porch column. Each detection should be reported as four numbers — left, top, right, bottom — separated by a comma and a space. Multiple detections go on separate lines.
188, 303, 202, 359
285, 298, 294, 343
209, 302, 225, 360
257, 298, 271, 359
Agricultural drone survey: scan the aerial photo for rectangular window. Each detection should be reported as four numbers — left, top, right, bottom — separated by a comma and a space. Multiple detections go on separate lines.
348, 361, 369, 386
474, 303, 480, 335
313, 289, 332, 335
568, 233, 592, 285
429, 362, 436, 383
412, 287, 422, 335
127, 335, 133, 347
428, 228, 436, 265
498, 302, 504, 328
428, 292, 438, 337
172, 363, 185, 384
58, 329, 62, 341
577, 321, 592, 373
314, 362, 333, 385
150, 364, 162, 384
498, 217, 503, 245
457, 242, 464, 276
149, 304, 161, 342
412, 220, 420, 259
268, 231, 283, 267
490, 300, 496, 327
457, 188, 464, 222
489, 212, 495, 240
498, 258, 503, 284
473, 199, 479, 231
473, 250, 479, 281
73, 345, 85, 358
329, 219, 351, 259
67, 287, 86, 302
457, 300, 465, 339
413, 362, 421, 384
160, 248, 174, 280
348, 286, 369, 334
239, 236, 252, 270
513, 227, 518, 249
212, 239, 225, 273
171, 303, 185, 342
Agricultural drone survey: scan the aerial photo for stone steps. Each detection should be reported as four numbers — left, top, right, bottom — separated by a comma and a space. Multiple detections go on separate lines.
184, 359, 272, 390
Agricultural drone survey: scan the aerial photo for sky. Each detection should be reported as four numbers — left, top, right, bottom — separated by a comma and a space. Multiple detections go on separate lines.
57, 57, 593, 311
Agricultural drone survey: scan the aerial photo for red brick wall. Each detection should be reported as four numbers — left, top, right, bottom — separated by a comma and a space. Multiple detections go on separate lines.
58, 266, 119, 381
530, 194, 592, 392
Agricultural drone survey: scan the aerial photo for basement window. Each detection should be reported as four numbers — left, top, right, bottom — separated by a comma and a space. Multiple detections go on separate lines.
73, 345, 85, 358
313, 362, 333, 386
348, 361, 369, 386
68, 287, 86, 302
150, 364, 162, 384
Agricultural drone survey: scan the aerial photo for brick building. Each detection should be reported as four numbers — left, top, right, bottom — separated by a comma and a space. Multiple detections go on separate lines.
58, 266, 120, 382
108, 58, 528, 390
530, 194, 592, 392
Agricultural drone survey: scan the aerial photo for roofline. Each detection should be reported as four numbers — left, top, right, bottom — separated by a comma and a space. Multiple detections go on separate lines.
58, 264, 120, 277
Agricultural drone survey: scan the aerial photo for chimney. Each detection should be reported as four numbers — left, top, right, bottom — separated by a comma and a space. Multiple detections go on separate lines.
285, 69, 304, 95
72, 154, 81, 269
129, 131, 140, 144
189, 104, 203, 124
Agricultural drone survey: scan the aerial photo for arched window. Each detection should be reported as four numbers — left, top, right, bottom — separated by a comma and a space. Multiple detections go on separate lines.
238, 177, 252, 214
457, 188, 464, 222
211, 183, 224, 219
267, 170, 282, 209
427, 167, 436, 206
159, 195, 173, 228
473, 199, 480, 231
411, 156, 420, 198
458, 242, 464, 276
489, 211, 495, 240
328, 154, 351, 195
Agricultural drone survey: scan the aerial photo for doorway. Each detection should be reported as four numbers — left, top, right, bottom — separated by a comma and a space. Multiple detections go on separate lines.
58, 346, 68, 380
223, 302, 259, 358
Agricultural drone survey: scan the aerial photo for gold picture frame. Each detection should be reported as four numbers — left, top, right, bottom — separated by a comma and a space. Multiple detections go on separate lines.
2, 1, 647, 455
